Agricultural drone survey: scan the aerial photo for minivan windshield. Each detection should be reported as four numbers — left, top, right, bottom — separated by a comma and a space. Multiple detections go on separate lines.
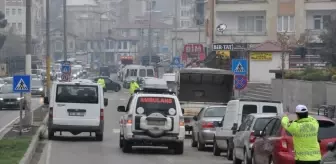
147, 69, 154, 77
139, 69, 146, 77
136, 97, 176, 115
204, 107, 226, 117
56, 85, 98, 104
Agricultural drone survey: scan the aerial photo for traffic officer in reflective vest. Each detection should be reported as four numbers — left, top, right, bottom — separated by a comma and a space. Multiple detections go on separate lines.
281, 105, 321, 164
97, 78, 106, 92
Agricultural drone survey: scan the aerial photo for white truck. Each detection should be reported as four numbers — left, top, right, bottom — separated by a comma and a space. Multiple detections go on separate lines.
176, 68, 234, 134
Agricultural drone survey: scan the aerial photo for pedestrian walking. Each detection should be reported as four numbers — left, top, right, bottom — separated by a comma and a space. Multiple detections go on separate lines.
281, 105, 321, 164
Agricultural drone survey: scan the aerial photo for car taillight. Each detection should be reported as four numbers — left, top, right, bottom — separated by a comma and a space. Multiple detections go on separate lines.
278, 139, 289, 152
202, 121, 214, 128
184, 119, 190, 123
49, 107, 53, 118
126, 119, 132, 124
249, 132, 256, 143
179, 117, 185, 126
100, 109, 104, 120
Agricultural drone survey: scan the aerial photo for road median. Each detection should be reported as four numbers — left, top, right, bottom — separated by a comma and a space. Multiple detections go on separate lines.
0, 105, 48, 164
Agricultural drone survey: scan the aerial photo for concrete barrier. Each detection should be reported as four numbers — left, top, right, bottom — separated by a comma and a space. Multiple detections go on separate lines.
271, 79, 334, 112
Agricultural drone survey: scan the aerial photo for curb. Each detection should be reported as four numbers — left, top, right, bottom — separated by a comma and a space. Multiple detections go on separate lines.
19, 111, 48, 164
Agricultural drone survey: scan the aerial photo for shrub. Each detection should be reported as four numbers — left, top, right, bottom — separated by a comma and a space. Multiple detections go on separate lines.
332, 75, 336, 81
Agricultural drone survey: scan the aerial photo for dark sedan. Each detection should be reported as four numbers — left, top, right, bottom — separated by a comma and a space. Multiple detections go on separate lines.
91, 76, 121, 92
0, 85, 22, 110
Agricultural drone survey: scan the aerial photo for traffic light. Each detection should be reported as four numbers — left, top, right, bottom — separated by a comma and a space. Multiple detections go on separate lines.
0, 11, 7, 28
294, 47, 307, 58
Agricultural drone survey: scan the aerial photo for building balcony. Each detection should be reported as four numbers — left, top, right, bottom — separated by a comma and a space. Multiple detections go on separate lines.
215, 0, 268, 12
215, 30, 268, 43
304, 0, 336, 11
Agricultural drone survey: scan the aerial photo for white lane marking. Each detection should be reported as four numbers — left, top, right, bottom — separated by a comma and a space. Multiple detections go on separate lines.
119, 98, 126, 101
123, 92, 128, 94
160, 156, 174, 164
113, 129, 120, 133
46, 141, 52, 164
0, 117, 19, 133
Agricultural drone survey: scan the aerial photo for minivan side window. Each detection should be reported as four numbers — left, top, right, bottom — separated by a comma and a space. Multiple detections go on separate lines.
239, 116, 249, 131
242, 105, 257, 122
263, 105, 277, 113
264, 119, 276, 136
270, 119, 281, 136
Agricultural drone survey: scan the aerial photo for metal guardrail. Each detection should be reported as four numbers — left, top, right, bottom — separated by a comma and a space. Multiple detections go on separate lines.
317, 105, 336, 119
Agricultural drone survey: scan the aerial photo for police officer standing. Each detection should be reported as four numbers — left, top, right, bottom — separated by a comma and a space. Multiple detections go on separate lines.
97, 78, 106, 92
281, 105, 321, 164
129, 80, 139, 95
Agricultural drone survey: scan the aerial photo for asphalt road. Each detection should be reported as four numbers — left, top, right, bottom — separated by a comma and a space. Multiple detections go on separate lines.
36, 88, 232, 164
0, 97, 43, 133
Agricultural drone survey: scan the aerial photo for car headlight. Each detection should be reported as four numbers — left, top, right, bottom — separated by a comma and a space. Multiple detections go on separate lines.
0, 98, 3, 100
39, 87, 43, 91
17, 97, 23, 100
136, 107, 144, 114
168, 108, 176, 115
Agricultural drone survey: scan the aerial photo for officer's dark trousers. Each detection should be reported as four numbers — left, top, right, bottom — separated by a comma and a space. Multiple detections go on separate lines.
295, 160, 320, 164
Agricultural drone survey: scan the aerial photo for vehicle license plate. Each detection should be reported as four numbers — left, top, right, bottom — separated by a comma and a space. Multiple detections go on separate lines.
68, 112, 85, 116
147, 120, 165, 126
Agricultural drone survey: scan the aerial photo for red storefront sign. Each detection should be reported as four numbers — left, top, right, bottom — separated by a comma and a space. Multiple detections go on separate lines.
182, 44, 205, 64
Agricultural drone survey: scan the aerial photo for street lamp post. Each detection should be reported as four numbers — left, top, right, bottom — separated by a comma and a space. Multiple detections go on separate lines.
148, 0, 152, 64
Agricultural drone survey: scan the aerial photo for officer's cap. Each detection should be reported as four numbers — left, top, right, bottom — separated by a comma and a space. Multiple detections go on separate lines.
295, 105, 308, 113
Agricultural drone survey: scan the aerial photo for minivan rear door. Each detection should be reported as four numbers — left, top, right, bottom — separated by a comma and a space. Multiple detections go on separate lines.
53, 84, 100, 126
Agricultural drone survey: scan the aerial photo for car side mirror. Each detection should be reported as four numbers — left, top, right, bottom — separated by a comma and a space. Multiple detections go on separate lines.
104, 98, 108, 107
327, 142, 335, 151
231, 123, 238, 134
253, 130, 263, 137
117, 106, 126, 112
43, 97, 49, 105
193, 116, 197, 121
181, 108, 184, 114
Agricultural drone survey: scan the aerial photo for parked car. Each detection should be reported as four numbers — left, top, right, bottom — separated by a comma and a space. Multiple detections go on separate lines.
230, 113, 277, 164
31, 79, 45, 97
191, 105, 226, 151
251, 114, 336, 164
91, 76, 121, 92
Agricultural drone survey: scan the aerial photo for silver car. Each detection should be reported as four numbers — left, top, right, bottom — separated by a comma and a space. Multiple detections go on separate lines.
191, 105, 226, 151
230, 113, 277, 164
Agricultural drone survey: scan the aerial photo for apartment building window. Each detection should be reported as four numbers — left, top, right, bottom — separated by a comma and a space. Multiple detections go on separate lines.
180, 20, 191, 28
6, 9, 10, 16
123, 41, 128, 49
277, 16, 294, 32
238, 16, 265, 32
12, 23, 16, 30
18, 23, 22, 32
314, 15, 331, 30
55, 41, 63, 51
181, 10, 190, 17
18, 9, 22, 15
181, 0, 192, 7
118, 41, 122, 49
12, 9, 16, 15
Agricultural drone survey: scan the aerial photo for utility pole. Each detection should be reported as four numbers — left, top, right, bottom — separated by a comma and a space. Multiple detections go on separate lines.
99, 14, 102, 66
148, 0, 152, 64
174, 0, 178, 58
46, 0, 51, 98
63, 0, 67, 61
25, 0, 32, 125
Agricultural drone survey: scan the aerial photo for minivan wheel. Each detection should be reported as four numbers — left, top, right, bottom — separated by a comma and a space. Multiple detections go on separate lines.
48, 130, 54, 140
119, 134, 124, 148
191, 132, 197, 147
174, 142, 184, 154
197, 135, 205, 151
213, 138, 221, 156
233, 147, 242, 164
96, 132, 103, 141
115, 86, 120, 92
227, 141, 233, 160
244, 149, 252, 164
122, 140, 132, 153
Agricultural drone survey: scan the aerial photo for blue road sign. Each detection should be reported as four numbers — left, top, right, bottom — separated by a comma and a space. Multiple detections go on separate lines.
13, 75, 31, 93
234, 75, 248, 90
61, 61, 71, 74
231, 59, 248, 75
170, 56, 184, 68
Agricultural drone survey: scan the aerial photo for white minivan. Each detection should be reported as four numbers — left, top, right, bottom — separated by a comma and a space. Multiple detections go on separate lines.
44, 81, 108, 141
213, 99, 283, 159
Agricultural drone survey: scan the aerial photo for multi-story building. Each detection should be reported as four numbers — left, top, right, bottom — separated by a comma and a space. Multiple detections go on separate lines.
117, 0, 147, 23
205, 0, 336, 68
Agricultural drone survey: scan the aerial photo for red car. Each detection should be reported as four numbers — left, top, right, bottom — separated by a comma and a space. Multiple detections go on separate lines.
251, 114, 336, 164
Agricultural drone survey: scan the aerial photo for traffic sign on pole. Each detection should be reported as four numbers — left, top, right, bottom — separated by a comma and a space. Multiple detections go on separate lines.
170, 56, 184, 68
13, 75, 31, 93
231, 59, 248, 75
234, 75, 247, 90
61, 74, 70, 81
61, 61, 71, 74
